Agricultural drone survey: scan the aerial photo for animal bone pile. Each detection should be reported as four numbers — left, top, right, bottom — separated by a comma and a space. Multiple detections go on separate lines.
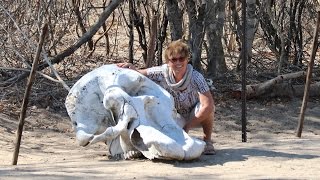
65, 64, 205, 160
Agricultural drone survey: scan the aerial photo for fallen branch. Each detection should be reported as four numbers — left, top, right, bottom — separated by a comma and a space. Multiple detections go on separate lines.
229, 71, 320, 99
246, 71, 306, 98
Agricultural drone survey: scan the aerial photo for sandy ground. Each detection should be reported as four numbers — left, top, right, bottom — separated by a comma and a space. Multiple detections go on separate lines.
0, 97, 319, 179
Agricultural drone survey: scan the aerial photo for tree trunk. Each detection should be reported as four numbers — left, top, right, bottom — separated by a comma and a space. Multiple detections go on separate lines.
185, 0, 206, 72
245, 0, 257, 64
128, 0, 134, 64
146, 13, 158, 68
157, 12, 168, 66
206, 0, 227, 76
237, 0, 258, 71
165, 0, 183, 40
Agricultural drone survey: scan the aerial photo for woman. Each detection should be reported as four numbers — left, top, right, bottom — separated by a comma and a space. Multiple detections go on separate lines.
118, 40, 216, 155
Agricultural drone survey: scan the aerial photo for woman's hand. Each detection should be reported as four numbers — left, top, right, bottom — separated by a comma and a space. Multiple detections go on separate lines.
117, 63, 136, 70
117, 63, 148, 76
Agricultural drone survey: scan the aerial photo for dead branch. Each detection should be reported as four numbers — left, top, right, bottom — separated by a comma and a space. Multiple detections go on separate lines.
0, 67, 61, 83
86, 7, 115, 58
42, 53, 71, 91
246, 71, 306, 98
72, 0, 94, 50
229, 71, 314, 99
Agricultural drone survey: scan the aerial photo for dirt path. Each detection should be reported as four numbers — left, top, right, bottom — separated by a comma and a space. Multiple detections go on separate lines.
0, 98, 319, 179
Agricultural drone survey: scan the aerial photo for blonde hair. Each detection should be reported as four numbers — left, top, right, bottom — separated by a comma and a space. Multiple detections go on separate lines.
164, 39, 190, 63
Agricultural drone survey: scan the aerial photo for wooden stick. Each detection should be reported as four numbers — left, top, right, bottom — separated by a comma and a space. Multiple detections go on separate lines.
296, 11, 320, 137
12, 24, 48, 165
241, 0, 247, 142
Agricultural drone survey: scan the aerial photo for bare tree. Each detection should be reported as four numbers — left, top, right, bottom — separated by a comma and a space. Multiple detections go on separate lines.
185, 0, 206, 72
1, 0, 319, 100
165, 0, 183, 40
257, 0, 310, 74
206, 0, 227, 76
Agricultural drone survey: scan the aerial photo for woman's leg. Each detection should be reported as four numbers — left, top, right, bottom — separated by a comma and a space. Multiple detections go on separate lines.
201, 112, 214, 142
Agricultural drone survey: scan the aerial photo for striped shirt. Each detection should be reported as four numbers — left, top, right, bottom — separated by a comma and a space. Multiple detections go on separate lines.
146, 65, 210, 118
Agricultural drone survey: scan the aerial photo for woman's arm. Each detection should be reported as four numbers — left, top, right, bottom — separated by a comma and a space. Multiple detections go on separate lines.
117, 63, 148, 76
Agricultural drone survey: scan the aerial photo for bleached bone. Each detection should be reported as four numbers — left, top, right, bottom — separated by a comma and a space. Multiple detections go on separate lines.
65, 64, 205, 160
89, 86, 138, 144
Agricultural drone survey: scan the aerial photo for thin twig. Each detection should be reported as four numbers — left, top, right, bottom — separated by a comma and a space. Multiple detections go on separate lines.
0, 67, 61, 83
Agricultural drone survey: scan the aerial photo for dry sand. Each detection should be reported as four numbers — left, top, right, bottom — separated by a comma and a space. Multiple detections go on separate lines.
0, 97, 319, 179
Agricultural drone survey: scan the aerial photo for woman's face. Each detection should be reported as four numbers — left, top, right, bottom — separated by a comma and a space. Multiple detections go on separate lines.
167, 55, 188, 75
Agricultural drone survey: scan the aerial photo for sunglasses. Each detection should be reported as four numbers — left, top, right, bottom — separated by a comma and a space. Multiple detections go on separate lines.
169, 57, 186, 63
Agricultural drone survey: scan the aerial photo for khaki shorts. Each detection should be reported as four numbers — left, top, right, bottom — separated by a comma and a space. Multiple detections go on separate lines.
175, 103, 201, 128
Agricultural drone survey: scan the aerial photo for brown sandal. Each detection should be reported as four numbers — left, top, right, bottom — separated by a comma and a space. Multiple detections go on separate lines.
203, 140, 216, 155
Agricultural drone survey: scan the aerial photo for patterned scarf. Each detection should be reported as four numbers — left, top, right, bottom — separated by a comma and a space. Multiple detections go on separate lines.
163, 64, 193, 91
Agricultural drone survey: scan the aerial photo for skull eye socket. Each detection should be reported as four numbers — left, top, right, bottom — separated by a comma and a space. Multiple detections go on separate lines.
127, 121, 133, 130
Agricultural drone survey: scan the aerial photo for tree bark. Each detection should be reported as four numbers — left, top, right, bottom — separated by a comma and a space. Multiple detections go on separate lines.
146, 13, 158, 67
244, 0, 257, 65
206, 0, 227, 76
236, 0, 257, 71
128, 0, 134, 64
246, 71, 306, 98
185, 0, 206, 72
229, 71, 319, 99
165, 0, 183, 40
157, 12, 168, 66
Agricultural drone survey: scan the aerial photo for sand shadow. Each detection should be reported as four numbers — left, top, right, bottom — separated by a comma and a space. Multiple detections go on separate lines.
159, 147, 320, 168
